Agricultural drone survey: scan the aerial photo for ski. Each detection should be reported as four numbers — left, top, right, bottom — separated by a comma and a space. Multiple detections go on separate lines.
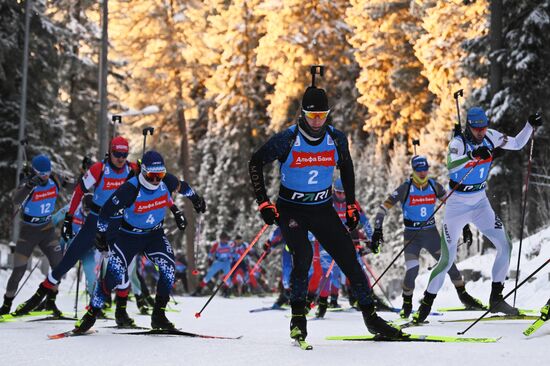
249, 305, 288, 313
438, 306, 536, 313
117, 329, 243, 340
293, 339, 313, 350
523, 318, 546, 336
103, 325, 150, 330
48, 329, 97, 340
440, 314, 539, 323
28, 315, 78, 322
0, 310, 54, 322
326, 333, 500, 343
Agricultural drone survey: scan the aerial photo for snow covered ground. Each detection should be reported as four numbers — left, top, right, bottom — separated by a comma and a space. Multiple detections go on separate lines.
1, 227, 549, 366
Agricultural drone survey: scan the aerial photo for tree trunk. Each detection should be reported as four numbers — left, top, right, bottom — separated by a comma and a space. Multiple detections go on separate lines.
489, 0, 502, 97
175, 74, 197, 291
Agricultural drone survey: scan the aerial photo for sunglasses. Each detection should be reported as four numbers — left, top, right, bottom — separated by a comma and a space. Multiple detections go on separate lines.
470, 126, 488, 133
112, 151, 128, 158
34, 169, 51, 177
303, 110, 330, 119
144, 171, 166, 182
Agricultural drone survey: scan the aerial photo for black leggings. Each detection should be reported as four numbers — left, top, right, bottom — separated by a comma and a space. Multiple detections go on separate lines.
277, 200, 373, 308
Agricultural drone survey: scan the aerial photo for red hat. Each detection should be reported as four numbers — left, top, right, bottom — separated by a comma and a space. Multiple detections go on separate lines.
110, 136, 129, 153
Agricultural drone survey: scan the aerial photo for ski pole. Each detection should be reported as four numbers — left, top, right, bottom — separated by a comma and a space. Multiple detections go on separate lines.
513, 131, 536, 307
412, 139, 420, 155
111, 115, 121, 141
362, 258, 394, 308
249, 250, 269, 277
195, 224, 268, 318
372, 159, 481, 288
458, 258, 550, 335
74, 261, 82, 318
314, 259, 335, 304
192, 215, 202, 276
141, 127, 154, 158
14, 256, 42, 298
453, 89, 464, 137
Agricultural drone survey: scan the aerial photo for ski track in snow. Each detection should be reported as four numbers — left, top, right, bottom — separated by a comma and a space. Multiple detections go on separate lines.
1, 227, 549, 366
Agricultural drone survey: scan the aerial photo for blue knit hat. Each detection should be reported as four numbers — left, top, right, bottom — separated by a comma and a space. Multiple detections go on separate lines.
411, 155, 429, 172
141, 151, 166, 173
467, 107, 489, 128
31, 154, 51, 175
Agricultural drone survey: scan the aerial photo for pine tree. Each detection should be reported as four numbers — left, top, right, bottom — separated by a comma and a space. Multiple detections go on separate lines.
256, 0, 359, 132
200, 0, 270, 239
346, 0, 434, 150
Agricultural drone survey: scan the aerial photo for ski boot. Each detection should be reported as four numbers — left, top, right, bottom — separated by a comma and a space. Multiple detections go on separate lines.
135, 293, 150, 315
456, 286, 486, 310
75, 307, 101, 333
290, 302, 308, 341
43, 291, 62, 317
151, 295, 176, 330
329, 294, 341, 309
373, 294, 393, 312
400, 294, 413, 319
362, 303, 403, 338
539, 301, 549, 321
315, 297, 328, 318
489, 282, 519, 315
115, 295, 136, 327
0, 295, 14, 315
412, 291, 436, 324
13, 280, 55, 316
274, 288, 290, 309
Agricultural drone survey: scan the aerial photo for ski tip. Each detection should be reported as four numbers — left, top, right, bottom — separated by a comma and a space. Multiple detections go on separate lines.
47, 333, 66, 340
194, 312, 201, 319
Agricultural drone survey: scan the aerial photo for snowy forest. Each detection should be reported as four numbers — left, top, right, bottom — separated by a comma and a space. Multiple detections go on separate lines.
1, 0, 549, 293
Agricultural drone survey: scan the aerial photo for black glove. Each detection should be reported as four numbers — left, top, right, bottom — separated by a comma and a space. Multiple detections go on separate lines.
371, 228, 383, 254
469, 146, 492, 160
81, 156, 93, 171
345, 204, 360, 231
190, 194, 206, 213
263, 240, 272, 253
462, 225, 473, 247
258, 201, 279, 225
170, 205, 187, 231
528, 112, 543, 127
94, 231, 108, 252
25, 175, 42, 189
61, 214, 74, 242
21, 165, 33, 180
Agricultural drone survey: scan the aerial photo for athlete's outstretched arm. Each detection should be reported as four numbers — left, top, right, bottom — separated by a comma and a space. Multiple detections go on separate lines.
487, 123, 534, 151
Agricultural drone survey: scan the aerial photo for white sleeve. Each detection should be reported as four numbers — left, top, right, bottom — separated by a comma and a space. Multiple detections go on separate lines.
486, 123, 533, 151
